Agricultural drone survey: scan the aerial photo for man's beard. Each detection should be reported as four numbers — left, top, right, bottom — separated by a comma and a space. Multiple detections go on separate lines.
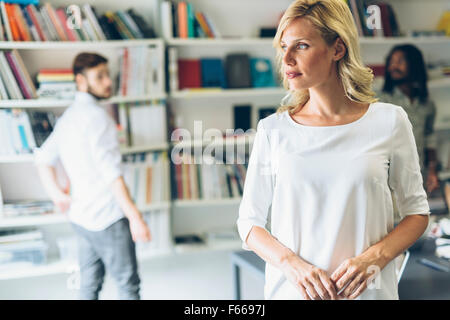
87, 85, 111, 100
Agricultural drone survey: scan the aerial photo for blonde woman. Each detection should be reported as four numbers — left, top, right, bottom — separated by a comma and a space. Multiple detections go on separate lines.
237, 0, 430, 300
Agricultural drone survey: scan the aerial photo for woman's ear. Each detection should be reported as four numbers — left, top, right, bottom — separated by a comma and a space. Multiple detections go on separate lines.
333, 37, 346, 61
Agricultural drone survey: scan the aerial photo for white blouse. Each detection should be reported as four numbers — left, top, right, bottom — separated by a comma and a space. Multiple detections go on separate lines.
237, 102, 430, 300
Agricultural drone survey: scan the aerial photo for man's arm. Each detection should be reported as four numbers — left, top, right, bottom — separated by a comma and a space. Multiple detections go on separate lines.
112, 176, 151, 242
37, 164, 71, 213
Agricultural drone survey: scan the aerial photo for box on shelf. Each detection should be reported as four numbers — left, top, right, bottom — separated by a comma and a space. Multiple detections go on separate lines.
0, 239, 48, 267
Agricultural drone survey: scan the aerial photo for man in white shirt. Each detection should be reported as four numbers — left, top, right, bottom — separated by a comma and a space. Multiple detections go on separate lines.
35, 52, 151, 300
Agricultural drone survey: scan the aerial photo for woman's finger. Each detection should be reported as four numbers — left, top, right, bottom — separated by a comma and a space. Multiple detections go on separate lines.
336, 268, 358, 293
311, 274, 330, 300
298, 284, 311, 300
319, 272, 338, 300
348, 279, 368, 300
303, 279, 321, 300
342, 272, 364, 297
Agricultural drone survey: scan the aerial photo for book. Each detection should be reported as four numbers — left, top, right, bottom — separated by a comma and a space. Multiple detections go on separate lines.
161, 0, 173, 39
177, 1, 188, 39
81, 4, 106, 40
126, 8, 155, 38
225, 54, 252, 88
1, 1, 13, 41
44, 3, 67, 41
178, 59, 201, 89
5, 3, 21, 41
13, 4, 32, 41
26, 110, 55, 147
128, 104, 167, 146
200, 58, 226, 88
250, 58, 276, 88
186, 2, 195, 38
0, 51, 23, 99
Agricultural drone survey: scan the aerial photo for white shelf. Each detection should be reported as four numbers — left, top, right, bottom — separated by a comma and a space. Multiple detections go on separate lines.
0, 154, 34, 163
0, 202, 170, 228
120, 142, 170, 154
0, 39, 164, 50
0, 213, 67, 228
0, 144, 170, 164
0, 94, 167, 109
173, 198, 242, 208
167, 38, 274, 46
172, 134, 255, 149
439, 171, 450, 180
0, 246, 173, 280
0, 258, 74, 280
170, 87, 286, 99
139, 202, 171, 212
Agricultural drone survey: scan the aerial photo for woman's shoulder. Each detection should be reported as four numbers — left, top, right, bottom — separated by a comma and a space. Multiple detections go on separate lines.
371, 101, 405, 118
257, 110, 288, 130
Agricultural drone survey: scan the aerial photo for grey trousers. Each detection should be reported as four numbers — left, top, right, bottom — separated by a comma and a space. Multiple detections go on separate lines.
71, 218, 141, 300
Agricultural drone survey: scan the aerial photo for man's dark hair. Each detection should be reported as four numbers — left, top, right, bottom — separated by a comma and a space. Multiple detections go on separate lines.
382, 44, 429, 103
73, 52, 108, 76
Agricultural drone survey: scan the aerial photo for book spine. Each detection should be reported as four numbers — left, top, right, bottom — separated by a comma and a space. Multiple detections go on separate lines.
55, 8, 77, 41
186, 3, 195, 38
6, 4, 22, 41
1, 2, 12, 41
44, 3, 68, 41
26, 5, 45, 41
177, 2, 187, 39
15, 4, 32, 41
160, 1, 173, 40
6, 50, 31, 98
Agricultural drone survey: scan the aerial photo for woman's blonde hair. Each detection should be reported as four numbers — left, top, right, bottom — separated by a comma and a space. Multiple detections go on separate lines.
274, 0, 377, 115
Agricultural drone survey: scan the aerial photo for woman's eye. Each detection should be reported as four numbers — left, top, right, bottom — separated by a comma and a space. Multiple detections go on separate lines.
296, 43, 308, 49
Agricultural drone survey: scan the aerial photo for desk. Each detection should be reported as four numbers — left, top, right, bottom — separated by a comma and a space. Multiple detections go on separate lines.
231, 238, 450, 300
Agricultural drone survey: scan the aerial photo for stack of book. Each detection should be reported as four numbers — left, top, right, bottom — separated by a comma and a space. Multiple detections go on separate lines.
160, 1, 220, 39
347, 0, 400, 37
0, 1, 155, 42
112, 102, 167, 148
0, 108, 56, 155
117, 46, 163, 96
1, 200, 54, 218
171, 153, 248, 201
0, 49, 37, 99
122, 151, 170, 209
0, 228, 48, 268
36, 68, 76, 100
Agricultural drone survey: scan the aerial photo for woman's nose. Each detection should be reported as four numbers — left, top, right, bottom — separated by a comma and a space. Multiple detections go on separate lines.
283, 49, 295, 66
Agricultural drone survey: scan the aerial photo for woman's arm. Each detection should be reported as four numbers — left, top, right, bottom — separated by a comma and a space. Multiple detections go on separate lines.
331, 214, 429, 299
247, 226, 338, 300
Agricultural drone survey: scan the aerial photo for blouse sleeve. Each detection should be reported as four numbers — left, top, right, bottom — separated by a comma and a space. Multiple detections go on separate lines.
388, 107, 430, 218
237, 119, 274, 250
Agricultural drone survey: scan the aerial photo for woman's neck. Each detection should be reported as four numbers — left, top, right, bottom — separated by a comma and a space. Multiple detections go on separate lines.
304, 74, 361, 117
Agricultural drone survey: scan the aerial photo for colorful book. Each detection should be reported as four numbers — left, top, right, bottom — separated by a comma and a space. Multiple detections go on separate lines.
178, 59, 201, 89
177, 1, 188, 38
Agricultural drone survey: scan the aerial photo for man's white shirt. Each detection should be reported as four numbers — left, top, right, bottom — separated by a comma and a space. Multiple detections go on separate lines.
35, 91, 125, 231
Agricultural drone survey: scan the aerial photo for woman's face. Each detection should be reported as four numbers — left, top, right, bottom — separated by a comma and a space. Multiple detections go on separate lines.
280, 17, 340, 91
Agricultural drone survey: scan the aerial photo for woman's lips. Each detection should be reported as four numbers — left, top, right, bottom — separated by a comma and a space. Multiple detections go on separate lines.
286, 72, 302, 79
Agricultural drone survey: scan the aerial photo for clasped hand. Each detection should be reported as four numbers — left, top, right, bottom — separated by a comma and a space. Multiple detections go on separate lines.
281, 252, 383, 300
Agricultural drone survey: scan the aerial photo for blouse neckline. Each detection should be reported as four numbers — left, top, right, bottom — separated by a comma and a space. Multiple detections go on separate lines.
285, 103, 374, 129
